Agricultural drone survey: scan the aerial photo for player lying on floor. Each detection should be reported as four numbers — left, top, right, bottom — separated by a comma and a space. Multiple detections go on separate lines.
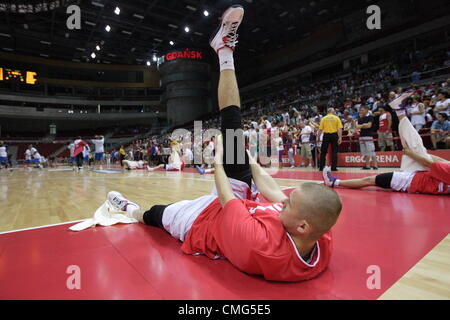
122, 159, 150, 171
147, 141, 185, 172
102, 5, 342, 282
323, 91, 450, 195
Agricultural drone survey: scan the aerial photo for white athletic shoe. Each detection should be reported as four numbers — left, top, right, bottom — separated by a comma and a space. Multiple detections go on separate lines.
322, 167, 337, 188
107, 191, 140, 212
209, 5, 244, 53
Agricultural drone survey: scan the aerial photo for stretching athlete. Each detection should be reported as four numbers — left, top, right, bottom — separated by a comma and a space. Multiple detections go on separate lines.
101, 5, 342, 282
323, 91, 450, 195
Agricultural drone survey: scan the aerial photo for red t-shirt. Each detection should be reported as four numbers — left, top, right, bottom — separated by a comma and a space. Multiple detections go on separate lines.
181, 199, 332, 282
409, 162, 450, 194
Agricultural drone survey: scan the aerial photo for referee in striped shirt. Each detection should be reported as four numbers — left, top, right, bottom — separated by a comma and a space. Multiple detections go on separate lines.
318, 108, 343, 171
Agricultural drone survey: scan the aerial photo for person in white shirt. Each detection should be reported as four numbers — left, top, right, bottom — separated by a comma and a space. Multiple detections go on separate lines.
83, 145, 91, 167
409, 96, 426, 131
434, 91, 450, 116
67, 142, 76, 168
91, 135, 105, 169
0, 141, 9, 169
299, 122, 313, 168
29, 145, 43, 169
24, 148, 32, 170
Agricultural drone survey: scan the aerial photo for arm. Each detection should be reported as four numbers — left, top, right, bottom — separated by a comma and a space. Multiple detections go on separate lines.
246, 150, 288, 203
430, 154, 450, 164
387, 113, 392, 132
213, 136, 236, 207
338, 128, 342, 144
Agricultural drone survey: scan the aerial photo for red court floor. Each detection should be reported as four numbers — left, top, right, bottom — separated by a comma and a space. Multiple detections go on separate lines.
0, 172, 449, 300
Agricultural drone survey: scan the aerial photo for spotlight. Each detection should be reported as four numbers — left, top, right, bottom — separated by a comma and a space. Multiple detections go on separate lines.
96, 45, 100, 51
91, 52, 96, 59
114, 7, 120, 15
146, 61, 151, 66
169, 41, 174, 46
184, 26, 190, 33
152, 55, 157, 62
105, 25, 111, 32
203, 10, 209, 16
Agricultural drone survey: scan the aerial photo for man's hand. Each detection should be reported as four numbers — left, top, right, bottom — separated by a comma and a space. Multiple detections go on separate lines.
338, 138, 342, 145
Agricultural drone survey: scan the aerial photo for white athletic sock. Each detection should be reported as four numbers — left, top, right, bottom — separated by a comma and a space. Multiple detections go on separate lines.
218, 48, 234, 72
125, 203, 139, 218
395, 109, 406, 117
334, 179, 340, 187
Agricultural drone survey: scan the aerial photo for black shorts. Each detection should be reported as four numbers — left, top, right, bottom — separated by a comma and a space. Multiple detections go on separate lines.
143, 205, 168, 228
220, 105, 253, 188
375, 172, 394, 189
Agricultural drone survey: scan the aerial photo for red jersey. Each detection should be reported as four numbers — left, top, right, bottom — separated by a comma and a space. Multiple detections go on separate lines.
378, 112, 390, 132
409, 162, 450, 194
181, 199, 332, 282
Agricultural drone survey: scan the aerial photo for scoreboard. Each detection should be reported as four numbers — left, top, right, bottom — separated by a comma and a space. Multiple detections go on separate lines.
0, 67, 37, 85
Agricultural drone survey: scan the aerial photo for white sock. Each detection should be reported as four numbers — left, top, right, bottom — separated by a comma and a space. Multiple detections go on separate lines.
125, 203, 140, 218
218, 48, 234, 71
395, 109, 406, 117
334, 179, 340, 187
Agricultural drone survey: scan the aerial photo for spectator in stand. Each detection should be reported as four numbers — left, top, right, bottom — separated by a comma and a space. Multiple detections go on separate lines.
430, 113, 450, 149
299, 121, 313, 168
409, 95, 426, 131
377, 105, 394, 152
434, 90, 450, 116
285, 133, 295, 168
355, 106, 378, 170
248, 124, 258, 159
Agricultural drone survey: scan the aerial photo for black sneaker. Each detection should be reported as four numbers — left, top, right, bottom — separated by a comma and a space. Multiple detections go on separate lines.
362, 167, 371, 170
372, 167, 379, 170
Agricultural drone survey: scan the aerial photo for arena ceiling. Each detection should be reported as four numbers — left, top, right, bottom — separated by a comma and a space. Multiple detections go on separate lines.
0, 0, 382, 66
0, 0, 448, 68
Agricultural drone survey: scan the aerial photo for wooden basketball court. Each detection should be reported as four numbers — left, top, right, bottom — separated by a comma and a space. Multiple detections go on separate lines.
0, 167, 449, 299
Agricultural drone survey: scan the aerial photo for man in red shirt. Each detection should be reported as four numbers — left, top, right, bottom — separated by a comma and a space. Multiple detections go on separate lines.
323, 91, 450, 195
105, 5, 342, 282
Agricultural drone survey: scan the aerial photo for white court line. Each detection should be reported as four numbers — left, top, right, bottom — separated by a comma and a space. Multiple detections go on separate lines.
0, 220, 84, 235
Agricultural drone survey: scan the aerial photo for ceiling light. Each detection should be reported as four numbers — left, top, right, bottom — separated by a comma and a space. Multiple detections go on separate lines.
85, 21, 96, 26
24, 24, 28, 29
184, 26, 190, 33
105, 25, 111, 32
40, 40, 51, 45
0, 33, 11, 37
76, 47, 85, 51
91, 52, 96, 58
133, 14, 144, 19
168, 24, 178, 29
203, 10, 209, 16
152, 55, 157, 62
186, 5, 197, 11
2, 48, 14, 51
146, 61, 151, 66
40, 54, 49, 58
114, 7, 120, 15
169, 41, 174, 46
96, 45, 101, 51
122, 30, 132, 35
